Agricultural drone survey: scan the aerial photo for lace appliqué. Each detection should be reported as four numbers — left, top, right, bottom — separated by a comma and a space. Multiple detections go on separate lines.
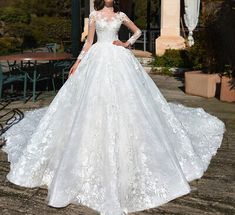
119, 12, 142, 45
88, 11, 96, 26
77, 12, 96, 60
127, 29, 142, 45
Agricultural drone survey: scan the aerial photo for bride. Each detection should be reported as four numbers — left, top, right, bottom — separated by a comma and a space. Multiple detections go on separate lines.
1, 0, 225, 215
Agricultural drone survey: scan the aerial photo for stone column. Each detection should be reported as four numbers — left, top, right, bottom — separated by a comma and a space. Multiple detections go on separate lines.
156, 0, 185, 56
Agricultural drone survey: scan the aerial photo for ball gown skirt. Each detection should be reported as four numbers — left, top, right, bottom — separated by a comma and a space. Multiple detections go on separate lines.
1, 42, 226, 215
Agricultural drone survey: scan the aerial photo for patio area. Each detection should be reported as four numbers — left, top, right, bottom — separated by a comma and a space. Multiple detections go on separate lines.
0, 74, 234, 215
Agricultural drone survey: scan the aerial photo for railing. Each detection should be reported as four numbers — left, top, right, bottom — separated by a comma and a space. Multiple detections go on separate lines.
128, 29, 160, 53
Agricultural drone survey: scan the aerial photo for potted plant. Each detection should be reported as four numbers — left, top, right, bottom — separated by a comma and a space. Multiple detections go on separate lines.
185, 0, 235, 102
214, 0, 235, 102
220, 66, 235, 102
184, 71, 221, 98
184, 39, 221, 98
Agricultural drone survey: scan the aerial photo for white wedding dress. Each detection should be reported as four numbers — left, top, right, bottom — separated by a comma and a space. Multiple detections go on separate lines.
1, 10, 225, 215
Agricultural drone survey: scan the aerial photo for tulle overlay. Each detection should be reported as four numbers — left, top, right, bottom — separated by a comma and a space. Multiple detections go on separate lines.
2, 42, 225, 215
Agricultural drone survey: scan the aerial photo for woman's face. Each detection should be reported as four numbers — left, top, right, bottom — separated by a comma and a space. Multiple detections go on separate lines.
104, 0, 113, 7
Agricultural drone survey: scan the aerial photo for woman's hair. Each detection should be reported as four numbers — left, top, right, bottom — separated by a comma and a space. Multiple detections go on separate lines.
94, 0, 120, 13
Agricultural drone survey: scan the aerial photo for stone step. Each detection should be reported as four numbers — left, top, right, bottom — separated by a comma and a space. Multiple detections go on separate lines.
137, 57, 153, 67
132, 49, 154, 67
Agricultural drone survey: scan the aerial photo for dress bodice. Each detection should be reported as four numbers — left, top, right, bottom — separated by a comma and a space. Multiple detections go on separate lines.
76, 10, 142, 60
89, 11, 127, 43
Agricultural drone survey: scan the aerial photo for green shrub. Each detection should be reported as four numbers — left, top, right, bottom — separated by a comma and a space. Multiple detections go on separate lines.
1, 16, 71, 51
0, 2, 73, 55
0, 7, 31, 24
153, 50, 183, 68
4, 22, 37, 49
152, 49, 196, 69
199, 0, 235, 76
0, 37, 21, 55
161, 67, 173, 76
31, 16, 71, 46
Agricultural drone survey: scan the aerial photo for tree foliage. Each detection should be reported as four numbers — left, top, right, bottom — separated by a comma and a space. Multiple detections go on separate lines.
134, 0, 161, 29
4, 0, 72, 17
0, 0, 72, 54
0, 7, 31, 23
30, 16, 71, 45
199, 0, 235, 76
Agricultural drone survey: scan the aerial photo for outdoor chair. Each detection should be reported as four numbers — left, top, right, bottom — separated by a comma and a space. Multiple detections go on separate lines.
0, 63, 27, 100
23, 60, 56, 102
46, 43, 57, 53
53, 60, 75, 85
33, 48, 48, 53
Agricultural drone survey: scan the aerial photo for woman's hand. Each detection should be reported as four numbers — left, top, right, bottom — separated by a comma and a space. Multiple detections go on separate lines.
68, 59, 81, 77
113, 40, 130, 48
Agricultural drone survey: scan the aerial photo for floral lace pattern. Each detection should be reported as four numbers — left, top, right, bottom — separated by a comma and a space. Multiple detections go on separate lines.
77, 11, 142, 60
2, 11, 225, 215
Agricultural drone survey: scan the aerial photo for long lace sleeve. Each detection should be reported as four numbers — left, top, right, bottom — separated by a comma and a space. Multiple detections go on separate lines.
121, 12, 142, 46
77, 11, 96, 60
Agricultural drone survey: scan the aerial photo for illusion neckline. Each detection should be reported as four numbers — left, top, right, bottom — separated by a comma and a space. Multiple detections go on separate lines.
96, 10, 121, 22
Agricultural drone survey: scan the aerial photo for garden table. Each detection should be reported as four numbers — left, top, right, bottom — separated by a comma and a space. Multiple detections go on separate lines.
0, 52, 72, 61
0, 52, 72, 102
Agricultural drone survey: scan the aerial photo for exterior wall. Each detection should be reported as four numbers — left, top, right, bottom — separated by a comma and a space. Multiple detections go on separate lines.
90, 0, 94, 12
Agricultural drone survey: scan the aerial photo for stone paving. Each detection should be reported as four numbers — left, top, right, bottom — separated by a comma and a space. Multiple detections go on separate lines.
0, 74, 234, 215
